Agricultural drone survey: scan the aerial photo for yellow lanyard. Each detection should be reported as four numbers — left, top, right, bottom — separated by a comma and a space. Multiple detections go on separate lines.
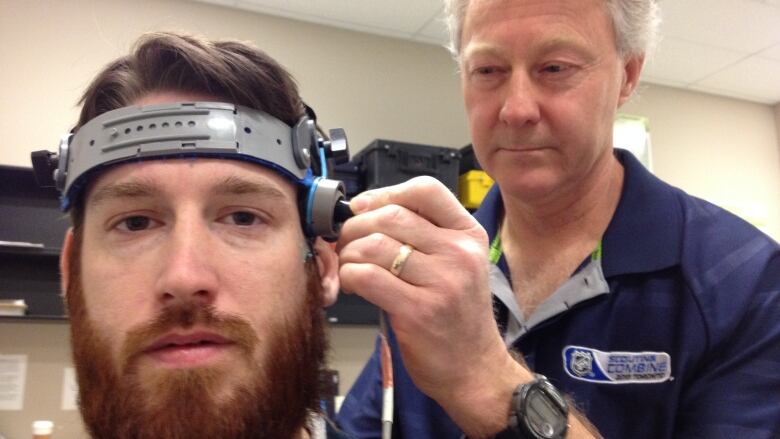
488, 232, 602, 264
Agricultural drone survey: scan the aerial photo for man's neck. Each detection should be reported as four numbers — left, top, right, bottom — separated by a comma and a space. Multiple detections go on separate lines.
500, 150, 624, 271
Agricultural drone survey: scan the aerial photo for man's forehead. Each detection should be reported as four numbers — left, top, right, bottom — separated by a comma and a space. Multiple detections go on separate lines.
462, 0, 607, 35
461, 0, 609, 60
86, 159, 296, 207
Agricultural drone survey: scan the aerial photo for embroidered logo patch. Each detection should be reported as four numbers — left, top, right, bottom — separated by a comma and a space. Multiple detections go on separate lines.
563, 346, 671, 384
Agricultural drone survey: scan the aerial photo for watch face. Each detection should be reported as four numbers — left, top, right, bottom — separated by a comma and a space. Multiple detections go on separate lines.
524, 386, 567, 438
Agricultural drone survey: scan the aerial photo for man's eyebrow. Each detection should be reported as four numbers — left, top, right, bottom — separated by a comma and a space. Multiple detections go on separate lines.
534, 37, 591, 56
212, 175, 288, 201
88, 181, 156, 207
88, 175, 289, 207
462, 42, 505, 63
462, 37, 590, 64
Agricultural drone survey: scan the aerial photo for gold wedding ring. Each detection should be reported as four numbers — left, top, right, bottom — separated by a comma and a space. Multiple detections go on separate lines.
390, 244, 414, 277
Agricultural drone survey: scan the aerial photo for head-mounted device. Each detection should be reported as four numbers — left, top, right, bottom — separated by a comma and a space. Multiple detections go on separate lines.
31, 101, 352, 240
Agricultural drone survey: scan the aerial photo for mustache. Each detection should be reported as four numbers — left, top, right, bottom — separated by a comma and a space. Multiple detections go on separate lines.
492, 128, 554, 147
119, 301, 258, 372
494, 138, 551, 149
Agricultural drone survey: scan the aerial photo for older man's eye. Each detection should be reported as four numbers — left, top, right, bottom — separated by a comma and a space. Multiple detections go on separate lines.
541, 63, 575, 75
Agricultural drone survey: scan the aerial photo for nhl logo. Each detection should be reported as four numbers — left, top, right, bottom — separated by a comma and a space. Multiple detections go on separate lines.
571, 350, 594, 377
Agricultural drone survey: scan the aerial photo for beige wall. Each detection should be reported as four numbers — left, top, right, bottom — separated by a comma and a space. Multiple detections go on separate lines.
623, 84, 780, 239
775, 104, 780, 147
0, 321, 84, 439
1, 0, 779, 438
0, 0, 469, 168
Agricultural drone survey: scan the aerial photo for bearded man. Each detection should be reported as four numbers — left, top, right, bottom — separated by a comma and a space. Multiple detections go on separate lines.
42, 32, 352, 439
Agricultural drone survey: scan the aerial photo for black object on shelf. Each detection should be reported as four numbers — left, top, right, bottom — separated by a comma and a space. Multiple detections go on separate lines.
0, 251, 64, 319
331, 161, 364, 199
0, 165, 69, 319
326, 294, 378, 325
355, 139, 461, 194
326, 139, 464, 327
0, 165, 67, 248
459, 144, 483, 174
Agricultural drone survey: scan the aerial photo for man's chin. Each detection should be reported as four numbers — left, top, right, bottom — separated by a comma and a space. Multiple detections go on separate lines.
133, 358, 252, 408
107, 367, 267, 439
136, 366, 244, 413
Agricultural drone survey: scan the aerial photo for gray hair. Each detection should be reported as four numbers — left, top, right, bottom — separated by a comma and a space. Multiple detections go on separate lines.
443, 0, 660, 60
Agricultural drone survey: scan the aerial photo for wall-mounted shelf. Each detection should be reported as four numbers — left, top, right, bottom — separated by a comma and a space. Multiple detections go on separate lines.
0, 244, 61, 257
0, 314, 68, 322
0, 165, 68, 319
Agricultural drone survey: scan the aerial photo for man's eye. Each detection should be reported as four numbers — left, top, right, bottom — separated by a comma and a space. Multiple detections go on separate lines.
542, 64, 569, 74
225, 211, 262, 226
473, 66, 498, 76
117, 216, 152, 232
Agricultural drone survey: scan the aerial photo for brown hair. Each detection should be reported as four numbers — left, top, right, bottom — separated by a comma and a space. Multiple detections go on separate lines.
70, 31, 305, 229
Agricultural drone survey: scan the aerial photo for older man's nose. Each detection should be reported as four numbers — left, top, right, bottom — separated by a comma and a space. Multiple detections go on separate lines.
499, 72, 542, 128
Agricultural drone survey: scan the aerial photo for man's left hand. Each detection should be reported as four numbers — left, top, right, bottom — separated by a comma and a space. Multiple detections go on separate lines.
337, 176, 530, 437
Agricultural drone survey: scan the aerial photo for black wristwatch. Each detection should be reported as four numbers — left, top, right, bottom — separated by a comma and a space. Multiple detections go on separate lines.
495, 375, 569, 439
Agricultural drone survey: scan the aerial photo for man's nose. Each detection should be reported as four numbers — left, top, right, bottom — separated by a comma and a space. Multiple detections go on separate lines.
498, 71, 541, 127
154, 218, 219, 307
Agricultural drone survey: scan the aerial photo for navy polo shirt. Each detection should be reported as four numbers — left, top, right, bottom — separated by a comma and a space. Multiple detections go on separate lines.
337, 149, 780, 439
326, 417, 355, 438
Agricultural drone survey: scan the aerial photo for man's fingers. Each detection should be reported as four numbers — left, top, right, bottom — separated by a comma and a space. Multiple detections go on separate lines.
339, 262, 417, 316
350, 176, 478, 231
339, 233, 431, 286
337, 203, 447, 255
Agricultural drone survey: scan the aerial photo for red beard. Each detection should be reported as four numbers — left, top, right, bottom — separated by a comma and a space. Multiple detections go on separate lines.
66, 234, 328, 439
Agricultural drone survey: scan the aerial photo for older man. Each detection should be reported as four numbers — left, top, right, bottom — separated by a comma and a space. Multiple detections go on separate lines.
36, 32, 352, 439
337, 1, 780, 438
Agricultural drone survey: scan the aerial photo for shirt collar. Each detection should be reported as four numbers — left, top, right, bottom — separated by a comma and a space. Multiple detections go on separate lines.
602, 149, 682, 276
473, 149, 682, 278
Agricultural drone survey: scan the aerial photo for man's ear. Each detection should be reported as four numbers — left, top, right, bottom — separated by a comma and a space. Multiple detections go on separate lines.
313, 237, 340, 307
60, 228, 74, 298
618, 54, 645, 107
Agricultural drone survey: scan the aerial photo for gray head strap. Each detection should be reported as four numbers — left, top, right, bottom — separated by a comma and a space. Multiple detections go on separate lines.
57, 102, 313, 206
31, 101, 353, 240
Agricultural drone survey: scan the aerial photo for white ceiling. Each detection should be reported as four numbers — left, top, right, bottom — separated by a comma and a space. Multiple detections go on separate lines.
194, 0, 780, 105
